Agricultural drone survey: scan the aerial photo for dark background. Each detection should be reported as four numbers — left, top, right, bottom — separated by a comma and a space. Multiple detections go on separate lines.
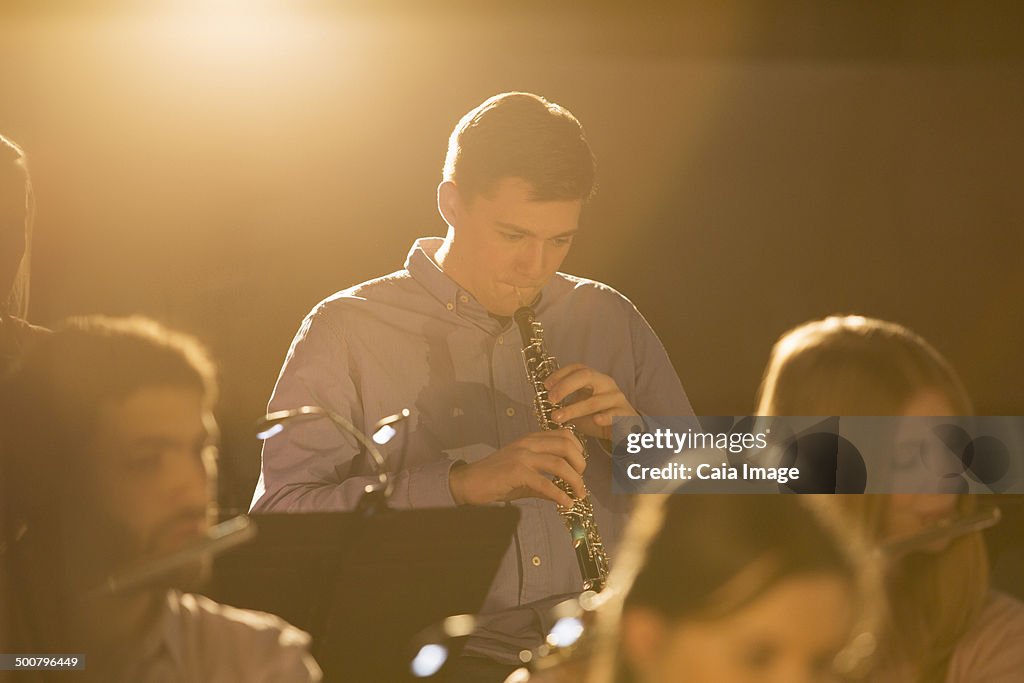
2, 2, 1022, 514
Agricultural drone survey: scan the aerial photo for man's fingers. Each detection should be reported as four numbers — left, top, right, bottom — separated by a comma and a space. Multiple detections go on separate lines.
528, 452, 586, 499
551, 393, 623, 425
542, 363, 587, 390
561, 436, 587, 475
545, 365, 607, 403
523, 430, 586, 473
523, 470, 575, 508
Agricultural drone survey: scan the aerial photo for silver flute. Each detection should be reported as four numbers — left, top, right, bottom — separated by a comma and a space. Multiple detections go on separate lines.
94, 515, 256, 596
514, 305, 610, 593
879, 507, 1002, 558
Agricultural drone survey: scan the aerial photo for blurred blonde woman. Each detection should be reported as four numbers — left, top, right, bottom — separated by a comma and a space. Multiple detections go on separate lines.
755, 315, 1024, 682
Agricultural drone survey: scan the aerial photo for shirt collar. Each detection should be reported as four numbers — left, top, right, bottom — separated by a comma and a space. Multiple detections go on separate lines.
120, 590, 184, 677
404, 237, 463, 313
161, 590, 185, 669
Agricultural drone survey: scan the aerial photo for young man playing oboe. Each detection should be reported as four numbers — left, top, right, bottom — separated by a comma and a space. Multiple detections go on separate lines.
251, 91, 692, 682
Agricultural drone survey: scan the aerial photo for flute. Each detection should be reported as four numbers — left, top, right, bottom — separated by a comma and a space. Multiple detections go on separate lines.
879, 507, 1001, 558
94, 515, 256, 596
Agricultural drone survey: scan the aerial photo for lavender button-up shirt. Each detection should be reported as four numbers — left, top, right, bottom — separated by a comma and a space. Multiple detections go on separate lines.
251, 237, 692, 662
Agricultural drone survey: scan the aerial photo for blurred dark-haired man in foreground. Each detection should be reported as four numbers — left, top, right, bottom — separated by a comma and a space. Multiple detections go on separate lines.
0, 316, 320, 682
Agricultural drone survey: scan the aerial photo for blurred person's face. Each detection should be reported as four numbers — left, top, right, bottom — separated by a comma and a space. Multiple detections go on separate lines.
77, 385, 216, 587
622, 574, 855, 683
882, 494, 958, 552
886, 389, 960, 551
438, 177, 581, 316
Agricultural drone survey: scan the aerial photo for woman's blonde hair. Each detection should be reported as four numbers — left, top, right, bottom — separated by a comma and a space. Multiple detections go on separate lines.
1, 134, 35, 319
755, 315, 988, 681
755, 315, 972, 417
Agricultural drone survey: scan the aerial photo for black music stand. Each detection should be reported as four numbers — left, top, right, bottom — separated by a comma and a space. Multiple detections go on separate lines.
207, 507, 519, 683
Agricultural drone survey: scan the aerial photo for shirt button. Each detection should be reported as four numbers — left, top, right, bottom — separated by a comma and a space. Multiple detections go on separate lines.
506, 407, 516, 417
445, 302, 454, 311
497, 336, 504, 345
459, 294, 469, 304
531, 555, 541, 567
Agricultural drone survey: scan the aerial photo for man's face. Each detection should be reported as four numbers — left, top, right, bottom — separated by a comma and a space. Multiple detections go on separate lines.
443, 177, 583, 316
82, 385, 216, 583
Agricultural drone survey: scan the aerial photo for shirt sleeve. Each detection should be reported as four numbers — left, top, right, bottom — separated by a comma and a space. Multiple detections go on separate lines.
595, 302, 698, 495
181, 592, 324, 682
628, 304, 695, 418
255, 640, 323, 683
250, 303, 459, 512
947, 593, 1024, 683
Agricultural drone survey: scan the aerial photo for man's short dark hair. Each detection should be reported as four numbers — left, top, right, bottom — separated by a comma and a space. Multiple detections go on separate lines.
1, 315, 216, 528
442, 92, 596, 202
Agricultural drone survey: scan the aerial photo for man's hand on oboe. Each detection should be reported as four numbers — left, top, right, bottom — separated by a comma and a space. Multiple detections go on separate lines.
544, 363, 640, 441
448, 430, 586, 508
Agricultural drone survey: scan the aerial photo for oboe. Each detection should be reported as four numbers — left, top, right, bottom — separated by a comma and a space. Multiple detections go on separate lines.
514, 305, 610, 593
